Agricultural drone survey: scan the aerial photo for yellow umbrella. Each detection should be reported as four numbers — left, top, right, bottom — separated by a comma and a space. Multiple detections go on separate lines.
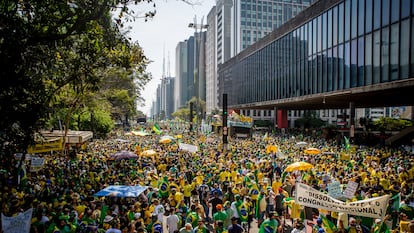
304, 147, 321, 155
159, 138, 172, 144
285, 161, 314, 172
131, 130, 149, 136
140, 149, 157, 157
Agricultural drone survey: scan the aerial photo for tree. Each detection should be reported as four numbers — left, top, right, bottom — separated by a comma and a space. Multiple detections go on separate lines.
294, 111, 326, 129
373, 117, 413, 132
0, 0, 154, 156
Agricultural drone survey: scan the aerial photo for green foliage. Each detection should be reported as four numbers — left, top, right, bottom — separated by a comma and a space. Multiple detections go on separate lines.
172, 108, 191, 121
372, 117, 413, 132
294, 111, 326, 129
80, 109, 114, 139
0, 0, 153, 155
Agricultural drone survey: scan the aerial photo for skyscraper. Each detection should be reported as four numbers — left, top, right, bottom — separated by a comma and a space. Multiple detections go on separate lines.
205, 0, 315, 114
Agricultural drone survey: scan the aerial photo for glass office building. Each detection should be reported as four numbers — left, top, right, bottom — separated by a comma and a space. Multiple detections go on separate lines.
219, 0, 414, 107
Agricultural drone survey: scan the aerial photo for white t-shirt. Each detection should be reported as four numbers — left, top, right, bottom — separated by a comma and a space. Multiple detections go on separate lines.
154, 204, 165, 223
166, 214, 180, 233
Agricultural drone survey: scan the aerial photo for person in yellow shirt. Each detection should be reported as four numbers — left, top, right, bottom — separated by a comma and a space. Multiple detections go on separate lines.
272, 177, 282, 194
379, 174, 390, 191
183, 180, 195, 206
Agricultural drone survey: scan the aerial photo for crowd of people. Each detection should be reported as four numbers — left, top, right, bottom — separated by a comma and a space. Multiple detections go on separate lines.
0, 125, 414, 233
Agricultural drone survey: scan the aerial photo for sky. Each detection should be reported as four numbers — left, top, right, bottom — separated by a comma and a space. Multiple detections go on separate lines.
127, 0, 216, 116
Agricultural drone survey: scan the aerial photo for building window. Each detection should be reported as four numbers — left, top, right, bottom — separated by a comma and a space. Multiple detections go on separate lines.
382, 0, 390, 26
381, 26, 389, 83
338, 3, 344, 44
351, 0, 358, 39
400, 19, 409, 79
366, 0, 373, 33
373, 0, 381, 30
373, 30, 381, 84
357, 36, 365, 86
390, 23, 399, 81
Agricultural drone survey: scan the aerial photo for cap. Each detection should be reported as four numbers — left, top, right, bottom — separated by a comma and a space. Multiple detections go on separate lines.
216, 204, 223, 210
134, 213, 141, 219
231, 216, 238, 221
104, 215, 114, 223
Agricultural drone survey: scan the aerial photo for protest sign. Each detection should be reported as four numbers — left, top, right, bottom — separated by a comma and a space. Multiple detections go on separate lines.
343, 180, 359, 199
30, 157, 45, 172
295, 183, 389, 219
328, 181, 342, 199
1, 208, 33, 233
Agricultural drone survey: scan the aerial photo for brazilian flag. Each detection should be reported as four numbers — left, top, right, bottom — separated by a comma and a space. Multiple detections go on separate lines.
319, 214, 337, 233
158, 177, 169, 198
153, 123, 162, 135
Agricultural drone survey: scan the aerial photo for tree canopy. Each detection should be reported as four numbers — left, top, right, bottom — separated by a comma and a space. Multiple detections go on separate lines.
0, 0, 155, 156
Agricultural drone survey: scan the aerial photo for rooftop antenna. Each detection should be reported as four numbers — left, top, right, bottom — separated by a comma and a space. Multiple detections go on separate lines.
167, 51, 171, 77
162, 43, 165, 78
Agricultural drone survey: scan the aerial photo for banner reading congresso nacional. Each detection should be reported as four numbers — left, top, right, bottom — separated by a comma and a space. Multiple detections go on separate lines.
295, 183, 389, 219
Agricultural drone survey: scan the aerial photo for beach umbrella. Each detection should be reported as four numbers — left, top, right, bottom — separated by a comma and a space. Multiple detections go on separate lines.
295, 141, 308, 147
140, 149, 157, 157
159, 138, 172, 144
285, 161, 314, 172
109, 151, 138, 160
304, 147, 321, 155
161, 135, 175, 140
131, 130, 149, 136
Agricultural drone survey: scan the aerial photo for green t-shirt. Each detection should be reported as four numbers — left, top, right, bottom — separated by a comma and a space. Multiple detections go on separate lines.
213, 211, 228, 223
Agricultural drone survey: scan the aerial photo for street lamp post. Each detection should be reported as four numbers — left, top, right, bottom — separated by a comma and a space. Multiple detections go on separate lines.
188, 15, 208, 133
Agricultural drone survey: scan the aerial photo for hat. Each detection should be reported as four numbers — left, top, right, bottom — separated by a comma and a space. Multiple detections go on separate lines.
216, 204, 223, 210
375, 219, 381, 224
70, 193, 80, 200
134, 213, 141, 219
104, 215, 114, 223
231, 216, 238, 221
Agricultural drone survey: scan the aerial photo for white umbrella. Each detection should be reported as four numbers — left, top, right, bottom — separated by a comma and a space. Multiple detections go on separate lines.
295, 141, 308, 147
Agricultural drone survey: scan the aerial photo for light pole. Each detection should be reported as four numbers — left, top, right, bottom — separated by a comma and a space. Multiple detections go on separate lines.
188, 15, 208, 133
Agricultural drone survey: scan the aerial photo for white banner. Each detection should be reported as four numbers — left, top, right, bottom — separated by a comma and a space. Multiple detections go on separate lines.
178, 143, 198, 153
1, 208, 33, 233
295, 183, 389, 219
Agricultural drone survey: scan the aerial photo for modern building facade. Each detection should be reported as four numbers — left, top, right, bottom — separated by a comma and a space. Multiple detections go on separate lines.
231, 0, 314, 55
160, 77, 175, 120
218, 0, 414, 128
205, 0, 314, 115
206, 6, 218, 114
175, 41, 188, 111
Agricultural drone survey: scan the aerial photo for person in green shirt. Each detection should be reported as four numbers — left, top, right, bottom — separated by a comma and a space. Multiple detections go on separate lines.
214, 204, 228, 229
259, 211, 279, 233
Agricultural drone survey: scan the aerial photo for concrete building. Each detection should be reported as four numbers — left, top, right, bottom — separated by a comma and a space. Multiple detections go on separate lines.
175, 41, 188, 111
205, 0, 314, 115
218, 0, 414, 128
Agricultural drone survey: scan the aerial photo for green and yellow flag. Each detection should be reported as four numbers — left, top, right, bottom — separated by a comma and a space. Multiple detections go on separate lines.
153, 123, 162, 135
320, 214, 337, 233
